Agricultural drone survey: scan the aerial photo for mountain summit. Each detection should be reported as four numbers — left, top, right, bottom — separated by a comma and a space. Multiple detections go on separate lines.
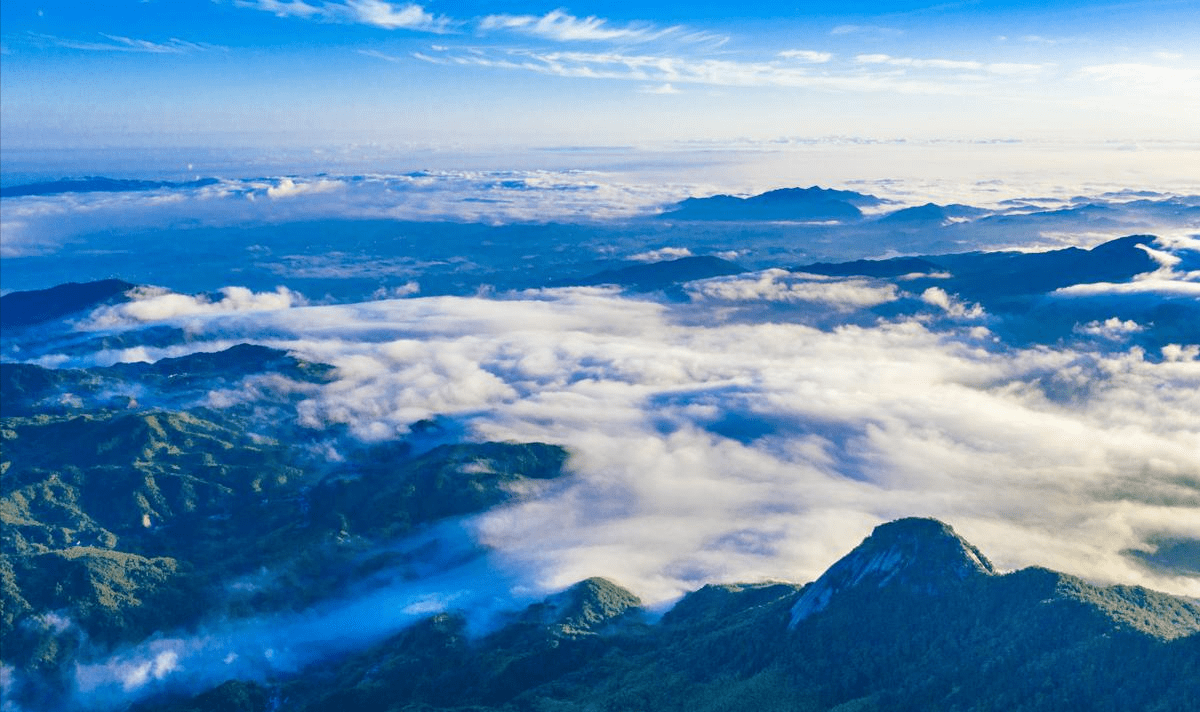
661, 186, 879, 221
71, 513, 1200, 712
789, 517, 995, 626
0, 279, 134, 329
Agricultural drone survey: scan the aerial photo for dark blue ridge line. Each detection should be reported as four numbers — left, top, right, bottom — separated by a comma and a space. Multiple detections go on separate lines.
0, 176, 221, 198
0, 279, 136, 329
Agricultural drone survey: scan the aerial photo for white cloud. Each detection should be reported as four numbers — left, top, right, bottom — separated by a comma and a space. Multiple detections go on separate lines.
0, 170, 697, 258
372, 281, 421, 298
76, 644, 186, 699
82, 286, 307, 329
232, 0, 321, 19
416, 47, 961, 94
857, 53, 981, 71
629, 246, 692, 261
1053, 236, 1200, 298
357, 48, 403, 62
778, 49, 833, 63
100, 286, 1200, 606
265, 177, 343, 198
236, 0, 450, 32
66, 522, 528, 708
234, 0, 326, 20
1055, 279, 1200, 298
690, 269, 900, 309
479, 10, 660, 43
1163, 343, 1200, 362
28, 32, 219, 53
478, 10, 726, 46
36, 270, 1200, 709
1074, 317, 1144, 339
856, 53, 1044, 75
346, 0, 445, 31
920, 286, 985, 318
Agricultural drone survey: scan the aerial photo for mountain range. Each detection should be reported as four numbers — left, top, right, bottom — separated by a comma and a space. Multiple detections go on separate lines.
660, 186, 882, 222
0, 280, 135, 330
5, 336, 1199, 710
136, 518, 1200, 712
0, 177, 220, 199
2, 200, 1198, 710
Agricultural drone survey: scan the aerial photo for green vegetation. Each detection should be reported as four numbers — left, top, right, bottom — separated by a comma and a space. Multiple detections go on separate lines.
0, 343, 334, 417
152, 526, 1200, 712
4, 348, 1199, 712
1, 350, 570, 706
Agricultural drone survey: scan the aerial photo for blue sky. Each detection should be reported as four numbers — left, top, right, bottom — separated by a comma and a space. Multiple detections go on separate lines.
1, 1, 1197, 150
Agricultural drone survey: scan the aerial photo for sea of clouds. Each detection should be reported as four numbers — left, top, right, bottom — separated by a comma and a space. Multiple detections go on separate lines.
11, 271, 1189, 708
2, 166, 1198, 709
5, 163, 1198, 264
68, 281, 1200, 602
0, 171, 695, 260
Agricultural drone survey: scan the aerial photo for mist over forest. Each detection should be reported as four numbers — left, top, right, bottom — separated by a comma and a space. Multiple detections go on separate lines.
3, 169, 1198, 710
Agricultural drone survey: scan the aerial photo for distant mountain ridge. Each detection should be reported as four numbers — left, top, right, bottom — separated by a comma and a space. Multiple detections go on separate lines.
0, 176, 219, 199
793, 233, 1199, 346
875, 202, 986, 226
0, 344, 333, 416
795, 234, 1159, 297
145, 517, 1200, 712
794, 233, 1165, 314
561, 255, 747, 291
662, 186, 881, 222
0, 279, 134, 329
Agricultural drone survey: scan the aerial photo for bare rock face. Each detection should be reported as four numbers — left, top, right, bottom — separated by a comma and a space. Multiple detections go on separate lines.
789, 517, 995, 627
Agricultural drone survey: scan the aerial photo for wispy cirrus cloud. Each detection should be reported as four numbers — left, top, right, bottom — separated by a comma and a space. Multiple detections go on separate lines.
413, 47, 1011, 95
830, 24, 903, 37
478, 9, 726, 46
347, 0, 447, 30
236, 0, 323, 20
778, 49, 833, 64
235, 0, 451, 33
856, 53, 1045, 75
236, 4, 723, 44
27, 32, 221, 53
357, 48, 403, 62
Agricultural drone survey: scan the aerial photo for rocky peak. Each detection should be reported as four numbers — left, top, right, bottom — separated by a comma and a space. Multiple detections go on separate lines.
789, 518, 995, 627
522, 577, 643, 634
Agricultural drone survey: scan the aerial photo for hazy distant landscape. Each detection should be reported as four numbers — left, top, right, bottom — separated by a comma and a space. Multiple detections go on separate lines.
2, 1, 1199, 710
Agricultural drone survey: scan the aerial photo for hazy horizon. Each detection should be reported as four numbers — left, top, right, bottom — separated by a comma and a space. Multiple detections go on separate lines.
3, 1, 1199, 150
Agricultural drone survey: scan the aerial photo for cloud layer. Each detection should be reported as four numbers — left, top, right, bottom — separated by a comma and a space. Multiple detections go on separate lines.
9, 215, 1196, 710
0, 171, 693, 259
235, 0, 450, 33
73, 286, 1200, 605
